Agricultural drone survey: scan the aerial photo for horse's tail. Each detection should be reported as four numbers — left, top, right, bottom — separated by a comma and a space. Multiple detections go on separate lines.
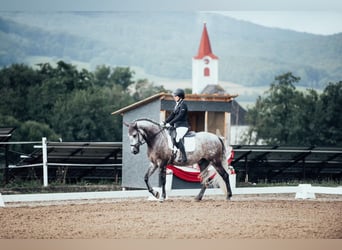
211, 136, 230, 195
218, 136, 226, 158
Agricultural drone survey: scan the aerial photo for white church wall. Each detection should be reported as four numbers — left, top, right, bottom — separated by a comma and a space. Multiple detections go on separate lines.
192, 56, 218, 94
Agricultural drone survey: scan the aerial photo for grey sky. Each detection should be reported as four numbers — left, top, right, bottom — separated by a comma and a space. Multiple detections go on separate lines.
1, 0, 341, 35
1, 0, 342, 11
218, 11, 342, 35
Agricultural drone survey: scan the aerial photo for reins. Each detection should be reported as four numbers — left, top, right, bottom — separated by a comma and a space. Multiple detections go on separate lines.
131, 118, 166, 146
132, 119, 176, 165
130, 132, 146, 147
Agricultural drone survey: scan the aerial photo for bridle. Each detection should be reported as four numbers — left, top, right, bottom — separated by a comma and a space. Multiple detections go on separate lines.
130, 129, 146, 149
130, 125, 165, 150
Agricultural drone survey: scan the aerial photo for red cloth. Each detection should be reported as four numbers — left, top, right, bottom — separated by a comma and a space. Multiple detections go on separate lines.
166, 165, 218, 182
228, 150, 234, 165
166, 165, 202, 182
166, 149, 235, 182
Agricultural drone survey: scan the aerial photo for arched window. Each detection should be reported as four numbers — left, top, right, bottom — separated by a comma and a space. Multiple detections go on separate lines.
204, 67, 210, 76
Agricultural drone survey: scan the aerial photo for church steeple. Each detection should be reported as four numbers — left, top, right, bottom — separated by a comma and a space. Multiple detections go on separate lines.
194, 22, 218, 60
192, 23, 219, 94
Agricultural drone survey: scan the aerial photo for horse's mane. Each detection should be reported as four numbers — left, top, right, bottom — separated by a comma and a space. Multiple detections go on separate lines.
133, 118, 161, 127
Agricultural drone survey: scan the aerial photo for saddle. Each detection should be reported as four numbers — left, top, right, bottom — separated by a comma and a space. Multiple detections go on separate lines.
167, 127, 196, 152
167, 127, 195, 141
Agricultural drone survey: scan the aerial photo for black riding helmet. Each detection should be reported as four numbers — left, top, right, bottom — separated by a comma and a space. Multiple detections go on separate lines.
173, 88, 185, 99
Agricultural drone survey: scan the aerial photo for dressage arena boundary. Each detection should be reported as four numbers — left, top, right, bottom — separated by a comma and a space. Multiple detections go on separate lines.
1, 184, 342, 206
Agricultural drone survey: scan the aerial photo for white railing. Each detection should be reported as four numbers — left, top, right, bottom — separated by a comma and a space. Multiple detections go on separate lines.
1, 183, 341, 207
3, 137, 49, 186
5, 137, 122, 187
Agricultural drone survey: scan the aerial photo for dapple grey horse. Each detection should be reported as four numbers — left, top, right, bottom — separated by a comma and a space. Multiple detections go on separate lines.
124, 118, 232, 201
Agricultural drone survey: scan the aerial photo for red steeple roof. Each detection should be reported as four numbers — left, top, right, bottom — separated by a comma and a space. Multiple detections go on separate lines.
194, 23, 218, 59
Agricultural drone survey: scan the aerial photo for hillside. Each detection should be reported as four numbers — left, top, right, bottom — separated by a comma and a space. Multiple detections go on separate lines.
0, 11, 341, 89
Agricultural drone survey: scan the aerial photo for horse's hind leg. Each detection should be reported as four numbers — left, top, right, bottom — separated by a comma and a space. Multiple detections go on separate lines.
195, 159, 210, 201
215, 162, 232, 200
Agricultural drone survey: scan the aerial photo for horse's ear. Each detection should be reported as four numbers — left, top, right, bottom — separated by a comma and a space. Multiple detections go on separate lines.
133, 121, 138, 129
123, 121, 130, 127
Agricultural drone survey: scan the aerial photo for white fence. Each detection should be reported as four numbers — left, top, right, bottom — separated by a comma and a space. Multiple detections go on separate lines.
3, 137, 49, 186
1, 147, 341, 207
1, 183, 341, 207
4, 137, 122, 185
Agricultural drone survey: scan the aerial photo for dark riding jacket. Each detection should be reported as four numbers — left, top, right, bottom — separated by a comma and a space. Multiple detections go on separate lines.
165, 99, 189, 128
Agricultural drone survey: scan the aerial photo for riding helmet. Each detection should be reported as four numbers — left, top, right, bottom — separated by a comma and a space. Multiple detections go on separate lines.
173, 88, 185, 99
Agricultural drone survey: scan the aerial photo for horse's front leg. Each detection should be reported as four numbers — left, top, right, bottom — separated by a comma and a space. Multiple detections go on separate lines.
144, 163, 159, 198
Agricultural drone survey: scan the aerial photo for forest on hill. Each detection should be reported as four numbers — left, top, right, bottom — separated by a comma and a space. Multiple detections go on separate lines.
0, 11, 341, 89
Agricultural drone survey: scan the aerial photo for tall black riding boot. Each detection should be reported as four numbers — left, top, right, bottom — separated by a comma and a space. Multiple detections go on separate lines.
177, 139, 187, 163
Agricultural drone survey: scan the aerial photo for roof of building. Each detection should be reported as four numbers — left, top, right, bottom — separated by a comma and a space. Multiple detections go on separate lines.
201, 84, 226, 95
231, 145, 342, 179
0, 127, 16, 144
200, 84, 247, 125
193, 23, 218, 60
111, 92, 237, 115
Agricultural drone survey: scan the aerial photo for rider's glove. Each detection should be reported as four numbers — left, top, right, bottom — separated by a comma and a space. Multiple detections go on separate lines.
160, 121, 166, 127
165, 123, 171, 128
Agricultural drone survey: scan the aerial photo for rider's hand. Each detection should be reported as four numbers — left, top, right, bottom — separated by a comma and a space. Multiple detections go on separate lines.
160, 121, 166, 127
165, 123, 171, 128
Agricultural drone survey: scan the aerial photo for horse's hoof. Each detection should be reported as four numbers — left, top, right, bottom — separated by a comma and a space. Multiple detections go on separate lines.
194, 196, 202, 202
155, 191, 160, 199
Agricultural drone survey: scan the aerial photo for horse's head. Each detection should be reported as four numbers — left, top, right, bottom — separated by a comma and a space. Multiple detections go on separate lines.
124, 121, 145, 155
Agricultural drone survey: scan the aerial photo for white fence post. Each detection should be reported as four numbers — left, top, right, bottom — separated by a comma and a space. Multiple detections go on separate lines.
42, 137, 48, 187
0, 193, 5, 207
295, 184, 316, 199
165, 169, 173, 191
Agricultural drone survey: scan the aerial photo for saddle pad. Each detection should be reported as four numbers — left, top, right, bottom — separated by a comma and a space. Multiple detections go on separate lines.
167, 134, 196, 152
185, 131, 196, 137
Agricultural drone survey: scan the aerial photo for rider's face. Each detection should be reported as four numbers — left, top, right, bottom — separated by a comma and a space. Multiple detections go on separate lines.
173, 95, 180, 102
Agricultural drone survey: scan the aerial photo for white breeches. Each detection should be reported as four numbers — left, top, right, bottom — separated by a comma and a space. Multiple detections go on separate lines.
175, 127, 188, 142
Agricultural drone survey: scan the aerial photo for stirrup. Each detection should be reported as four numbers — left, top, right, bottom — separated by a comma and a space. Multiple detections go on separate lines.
176, 152, 187, 163
177, 158, 187, 163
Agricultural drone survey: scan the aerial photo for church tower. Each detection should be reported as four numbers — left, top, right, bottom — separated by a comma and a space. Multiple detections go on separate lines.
192, 22, 219, 94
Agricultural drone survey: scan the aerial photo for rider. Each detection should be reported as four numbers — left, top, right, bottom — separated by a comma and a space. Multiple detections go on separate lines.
162, 88, 189, 163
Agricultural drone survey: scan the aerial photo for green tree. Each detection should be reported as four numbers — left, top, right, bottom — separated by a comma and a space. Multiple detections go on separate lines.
109, 67, 135, 89
320, 81, 342, 146
94, 65, 111, 87
0, 64, 42, 121
291, 89, 324, 145
132, 78, 167, 101
51, 85, 133, 141
0, 61, 165, 143
245, 73, 342, 146
245, 72, 302, 145
54, 61, 93, 90
17, 121, 60, 141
